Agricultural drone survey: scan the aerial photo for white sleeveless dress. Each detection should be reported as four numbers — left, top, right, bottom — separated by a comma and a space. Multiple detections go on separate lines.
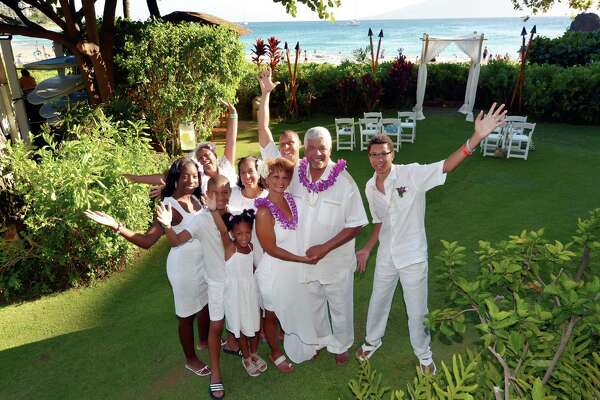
162, 196, 208, 318
255, 196, 320, 363
224, 245, 261, 338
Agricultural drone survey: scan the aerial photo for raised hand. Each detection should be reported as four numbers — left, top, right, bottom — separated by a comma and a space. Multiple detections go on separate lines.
474, 102, 507, 140
257, 68, 280, 95
156, 203, 173, 228
219, 99, 237, 114
84, 210, 118, 230
205, 193, 217, 212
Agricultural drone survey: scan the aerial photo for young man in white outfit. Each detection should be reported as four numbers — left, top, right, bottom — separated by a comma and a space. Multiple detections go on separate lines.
355, 104, 507, 374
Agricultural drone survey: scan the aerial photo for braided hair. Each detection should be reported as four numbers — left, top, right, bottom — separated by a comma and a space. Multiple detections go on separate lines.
221, 209, 256, 231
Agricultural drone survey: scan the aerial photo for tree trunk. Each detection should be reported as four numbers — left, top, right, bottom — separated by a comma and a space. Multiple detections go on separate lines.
123, 0, 131, 19
146, 0, 161, 18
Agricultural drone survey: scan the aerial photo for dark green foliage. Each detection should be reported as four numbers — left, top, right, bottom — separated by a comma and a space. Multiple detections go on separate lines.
0, 107, 168, 302
115, 20, 245, 153
529, 31, 600, 67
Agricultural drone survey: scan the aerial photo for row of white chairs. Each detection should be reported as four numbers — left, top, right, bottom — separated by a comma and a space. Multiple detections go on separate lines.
481, 115, 536, 160
334, 112, 417, 151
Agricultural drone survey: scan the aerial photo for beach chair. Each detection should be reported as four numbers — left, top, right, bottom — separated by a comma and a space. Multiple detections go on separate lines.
506, 122, 536, 160
397, 111, 417, 143
334, 118, 356, 151
359, 118, 381, 151
380, 118, 402, 150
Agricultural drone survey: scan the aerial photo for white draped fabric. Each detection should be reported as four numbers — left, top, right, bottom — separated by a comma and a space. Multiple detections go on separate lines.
413, 33, 485, 121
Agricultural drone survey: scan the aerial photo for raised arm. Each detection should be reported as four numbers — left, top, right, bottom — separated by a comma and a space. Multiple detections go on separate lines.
122, 173, 165, 186
255, 207, 316, 264
206, 194, 235, 256
156, 203, 192, 246
257, 68, 279, 148
84, 210, 163, 249
221, 100, 238, 165
356, 223, 382, 272
443, 103, 507, 173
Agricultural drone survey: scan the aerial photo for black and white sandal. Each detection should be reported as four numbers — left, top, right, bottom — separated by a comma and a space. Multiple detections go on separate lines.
208, 382, 225, 399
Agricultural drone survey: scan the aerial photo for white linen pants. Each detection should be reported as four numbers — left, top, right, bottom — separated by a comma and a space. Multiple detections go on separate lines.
364, 259, 433, 365
306, 270, 354, 354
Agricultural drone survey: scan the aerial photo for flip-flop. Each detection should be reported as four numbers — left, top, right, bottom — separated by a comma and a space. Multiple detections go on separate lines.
220, 340, 242, 357
208, 382, 225, 400
355, 341, 382, 362
269, 354, 294, 374
185, 363, 211, 377
250, 353, 268, 373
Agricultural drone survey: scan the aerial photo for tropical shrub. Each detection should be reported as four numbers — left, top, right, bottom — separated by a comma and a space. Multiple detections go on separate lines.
529, 31, 600, 67
345, 209, 600, 399
116, 20, 245, 154
0, 107, 168, 302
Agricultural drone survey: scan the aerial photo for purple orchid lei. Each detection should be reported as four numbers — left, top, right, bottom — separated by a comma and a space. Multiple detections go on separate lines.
298, 157, 347, 193
254, 192, 298, 230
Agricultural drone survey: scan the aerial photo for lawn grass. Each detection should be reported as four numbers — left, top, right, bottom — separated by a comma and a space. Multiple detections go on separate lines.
1, 109, 599, 399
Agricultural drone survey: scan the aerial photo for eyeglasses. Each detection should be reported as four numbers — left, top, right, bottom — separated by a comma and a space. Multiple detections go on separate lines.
368, 151, 393, 158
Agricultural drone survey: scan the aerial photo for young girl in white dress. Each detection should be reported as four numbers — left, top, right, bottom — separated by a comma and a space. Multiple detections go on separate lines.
206, 194, 266, 377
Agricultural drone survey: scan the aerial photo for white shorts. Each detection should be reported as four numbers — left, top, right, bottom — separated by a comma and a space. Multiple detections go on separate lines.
207, 280, 226, 321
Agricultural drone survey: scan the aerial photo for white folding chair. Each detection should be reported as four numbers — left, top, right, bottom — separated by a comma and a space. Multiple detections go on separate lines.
506, 122, 536, 160
359, 118, 381, 151
334, 118, 356, 151
397, 111, 417, 143
505, 116, 534, 150
481, 125, 506, 157
364, 112, 383, 119
380, 118, 402, 150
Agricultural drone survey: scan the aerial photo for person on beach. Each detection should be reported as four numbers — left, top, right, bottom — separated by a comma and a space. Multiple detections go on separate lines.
355, 103, 507, 374
84, 158, 210, 377
206, 195, 266, 378
123, 101, 238, 197
156, 175, 232, 400
254, 157, 320, 371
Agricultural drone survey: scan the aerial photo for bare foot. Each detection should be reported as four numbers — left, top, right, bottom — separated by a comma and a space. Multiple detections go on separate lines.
335, 351, 349, 365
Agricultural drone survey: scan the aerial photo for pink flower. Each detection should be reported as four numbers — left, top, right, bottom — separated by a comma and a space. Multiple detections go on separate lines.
254, 192, 298, 230
298, 158, 347, 193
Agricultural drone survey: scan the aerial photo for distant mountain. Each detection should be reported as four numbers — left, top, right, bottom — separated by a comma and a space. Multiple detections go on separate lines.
365, 0, 567, 20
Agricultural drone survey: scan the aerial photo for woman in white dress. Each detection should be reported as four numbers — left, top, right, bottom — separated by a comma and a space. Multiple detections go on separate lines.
255, 157, 320, 373
84, 158, 210, 376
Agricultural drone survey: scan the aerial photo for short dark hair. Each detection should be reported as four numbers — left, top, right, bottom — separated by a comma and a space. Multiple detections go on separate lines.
367, 134, 394, 153
222, 209, 255, 231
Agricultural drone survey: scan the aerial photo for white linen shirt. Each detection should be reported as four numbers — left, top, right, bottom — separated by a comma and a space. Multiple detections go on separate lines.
365, 161, 446, 269
189, 209, 226, 284
293, 160, 368, 284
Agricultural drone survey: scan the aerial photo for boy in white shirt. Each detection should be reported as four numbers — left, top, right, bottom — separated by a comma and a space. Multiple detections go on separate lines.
355, 104, 507, 374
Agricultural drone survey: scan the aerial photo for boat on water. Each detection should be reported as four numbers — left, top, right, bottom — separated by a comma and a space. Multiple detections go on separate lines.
347, 19, 360, 26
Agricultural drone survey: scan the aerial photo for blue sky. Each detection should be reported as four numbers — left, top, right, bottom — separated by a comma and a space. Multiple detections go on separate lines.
99, 0, 575, 21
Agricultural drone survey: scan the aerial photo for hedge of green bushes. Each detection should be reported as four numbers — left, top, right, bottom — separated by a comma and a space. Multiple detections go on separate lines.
0, 107, 168, 302
238, 57, 600, 124
529, 31, 600, 67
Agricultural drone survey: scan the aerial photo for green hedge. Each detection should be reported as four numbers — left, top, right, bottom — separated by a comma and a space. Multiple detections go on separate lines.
0, 107, 168, 302
237, 59, 600, 124
529, 31, 600, 67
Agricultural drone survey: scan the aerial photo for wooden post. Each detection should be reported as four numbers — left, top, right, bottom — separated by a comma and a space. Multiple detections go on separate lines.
0, 38, 30, 144
0, 48, 20, 143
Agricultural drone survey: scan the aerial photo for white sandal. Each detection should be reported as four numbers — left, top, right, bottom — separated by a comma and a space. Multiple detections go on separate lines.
242, 357, 261, 377
356, 341, 382, 362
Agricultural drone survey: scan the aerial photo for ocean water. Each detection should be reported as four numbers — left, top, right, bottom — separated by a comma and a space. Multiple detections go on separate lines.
9, 17, 570, 63
240, 17, 571, 61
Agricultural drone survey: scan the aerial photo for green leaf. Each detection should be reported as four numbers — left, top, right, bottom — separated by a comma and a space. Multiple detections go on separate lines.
531, 378, 545, 400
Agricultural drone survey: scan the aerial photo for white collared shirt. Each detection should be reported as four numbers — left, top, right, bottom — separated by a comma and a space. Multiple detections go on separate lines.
292, 160, 368, 284
365, 161, 446, 269
189, 209, 226, 283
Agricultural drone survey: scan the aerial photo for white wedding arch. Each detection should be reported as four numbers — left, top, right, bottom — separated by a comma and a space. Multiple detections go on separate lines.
413, 33, 485, 122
